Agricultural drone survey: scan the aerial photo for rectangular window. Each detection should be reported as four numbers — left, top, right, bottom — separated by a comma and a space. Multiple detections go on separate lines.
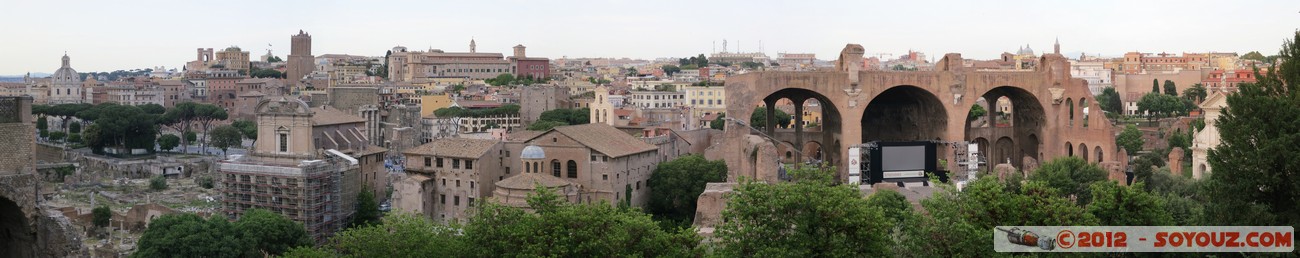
466, 160, 474, 169
279, 133, 288, 152
424, 157, 432, 167
468, 198, 475, 207
441, 194, 446, 204
436, 158, 444, 168
456, 180, 460, 187
453, 159, 460, 169
454, 196, 460, 206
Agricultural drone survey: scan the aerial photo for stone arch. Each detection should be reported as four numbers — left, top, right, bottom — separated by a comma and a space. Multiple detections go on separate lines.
758, 88, 842, 165
1080, 98, 1090, 127
0, 197, 34, 257
803, 141, 824, 161
551, 159, 561, 177
1094, 146, 1103, 163
964, 86, 1047, 170
993, 137, 1016, 166
1066, 98, 1074, 127
862, 85, 947, 142
1079, 143, 1089, 162
1065, 142, 1074, 157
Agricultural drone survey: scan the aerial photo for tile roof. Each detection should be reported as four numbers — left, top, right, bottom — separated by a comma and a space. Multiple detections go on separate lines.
403, 138, 500, 159
311, 106, 365, 126
531, 123, 657, 158
506, 130, 545, 142
494, 173, 573, 190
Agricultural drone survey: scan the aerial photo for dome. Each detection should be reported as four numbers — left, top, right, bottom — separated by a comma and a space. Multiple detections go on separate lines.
52, 55, 80, 84
521, 145, 545, 159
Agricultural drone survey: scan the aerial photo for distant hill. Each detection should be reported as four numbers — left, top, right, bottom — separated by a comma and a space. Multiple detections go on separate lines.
0, 77, 22, 83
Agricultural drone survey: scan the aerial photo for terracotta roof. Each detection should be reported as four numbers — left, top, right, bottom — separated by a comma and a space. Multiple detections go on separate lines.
238, 90, 265, 97
237, 78, 277, 84
530, 123, 657, 158
613, 109, 634, 116
494, 173, 573, 189
311, 106, 365, 126
506, 130, 545, 142
403, 138, 499, 159
454, 100, 502, 108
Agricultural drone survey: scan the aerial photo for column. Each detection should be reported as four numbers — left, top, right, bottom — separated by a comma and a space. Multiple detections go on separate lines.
794, 99, 805, 164
764, 98, 776, 136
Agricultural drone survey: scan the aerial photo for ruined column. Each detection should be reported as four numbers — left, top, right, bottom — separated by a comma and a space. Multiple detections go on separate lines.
794, 99, 805, 164
764, 98, 776, 135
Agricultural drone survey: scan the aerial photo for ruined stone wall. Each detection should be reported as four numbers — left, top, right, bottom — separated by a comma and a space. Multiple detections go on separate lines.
328, 87, 379, 114
34, 143, 66, 164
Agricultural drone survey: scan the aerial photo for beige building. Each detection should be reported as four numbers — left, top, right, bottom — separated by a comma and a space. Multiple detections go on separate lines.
1191, 92, 1229, 179
49, 54, 84, 104
590, 85, 615, 125
387, 41, 513, 82
683, 85, 726, 128
217, 96, 386, 241
497, 124, 661, 208
215, 46, 251, 73
398, 138, 505, 222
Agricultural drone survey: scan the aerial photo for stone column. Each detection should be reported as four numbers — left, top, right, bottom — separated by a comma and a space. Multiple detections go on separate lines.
793, 99, 805, 164
764, 98, 776, 136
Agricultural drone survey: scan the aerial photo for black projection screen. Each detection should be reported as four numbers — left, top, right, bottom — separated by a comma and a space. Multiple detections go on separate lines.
881, 146, 926, 171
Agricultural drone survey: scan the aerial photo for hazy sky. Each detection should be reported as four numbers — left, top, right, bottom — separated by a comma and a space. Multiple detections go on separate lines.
2, 0, 1297, 75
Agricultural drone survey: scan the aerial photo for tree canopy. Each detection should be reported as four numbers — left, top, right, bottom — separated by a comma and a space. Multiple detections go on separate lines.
432, 104, 520, 118
209, 125, 243, 156
646, 154, 727, 225
1163, 80, 1178, 96
236, 209, 312, 256
132, 213, 250, 258
1205, 30, 1300, 227
1027, 156, 1108, 206
1116, 124, 1144, 156
750, 107, 792, 129
715, 165, 892, 257
1095, 87, 1124, 116
1137, 92, 1192, 118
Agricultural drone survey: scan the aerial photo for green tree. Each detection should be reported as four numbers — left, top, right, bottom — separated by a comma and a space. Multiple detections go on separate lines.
646, 154, 727, 225
250, 68, 285, 79
267, 56, 283, 62
231, 120, 257, 146
67, 133, 81, 144
1163, 80, 1178, 96
486, 73, 515, 86
462, 186, 702, 257
695, 54, 709, 67
1183, 83, 1207, 103
741, 61, 763, 69
194, 103, 229, 152
1095, 87, 1124, 115
36, 116, 47, 136
967, 104, 987, 121
209, 125, 243, 156
1153, 78, 1160, 93
537, 108, 590, 125
158, 134, 180, 152
1204, 31, 1300, 227
49, 131, 66, 142
1087, 181, 1173, 226
864, 189, 912, 226
133, 213, 250, 258
350, 188, 380, 228
235, 209, 311, 256
1137, 92, 1189, 118
715, 165, 891, 257
68, 121, 80, 134
750, 107, 791, 128
1242, 51, 1266, 61
86, 104, 159, 152
1117, 124, 1144, 155
197, 176, 214, 189
162, 102, 200, 152
661, 65, 681, 75
710, 114, 725, 130
287, 212, 464, 257
1028, 156, 1108, 206
92, 206, 111, 228
526, 120, 566, 131
139, 103, 166, 115
149, 176, 168, 191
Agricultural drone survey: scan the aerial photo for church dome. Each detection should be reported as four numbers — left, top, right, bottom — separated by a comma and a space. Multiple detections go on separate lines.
521, 145, 545, 159
1018, 45, 1035, 56
51, 55, 80, 84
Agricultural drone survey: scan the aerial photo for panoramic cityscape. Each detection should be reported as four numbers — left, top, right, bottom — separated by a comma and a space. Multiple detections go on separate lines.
1, 1, 1298, 256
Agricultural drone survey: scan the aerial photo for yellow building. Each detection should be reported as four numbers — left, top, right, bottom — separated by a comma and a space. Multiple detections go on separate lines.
683, 85, 726, 128
418, 94, 453, 117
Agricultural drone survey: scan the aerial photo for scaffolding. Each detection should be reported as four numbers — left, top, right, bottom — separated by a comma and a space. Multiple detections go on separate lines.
218, 154, 356, 242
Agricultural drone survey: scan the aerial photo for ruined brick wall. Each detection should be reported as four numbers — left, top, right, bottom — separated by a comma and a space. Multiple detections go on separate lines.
328, 87, 379, 114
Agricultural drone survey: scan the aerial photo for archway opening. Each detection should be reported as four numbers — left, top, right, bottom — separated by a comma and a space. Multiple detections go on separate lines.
756, 88, 842, 167
862, 86, 948, 142
963, 86, 1047, 170
1094, 146, 1103, 162
1066, 142, 1074, 157
1079, 143, 1089, 162
0, 197, 34, 257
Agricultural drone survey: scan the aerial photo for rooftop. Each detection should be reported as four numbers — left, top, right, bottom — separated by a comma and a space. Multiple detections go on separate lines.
404, 138, 500, 159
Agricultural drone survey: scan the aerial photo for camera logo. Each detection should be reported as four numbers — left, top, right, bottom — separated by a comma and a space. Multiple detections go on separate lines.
998, 227, 1056, 251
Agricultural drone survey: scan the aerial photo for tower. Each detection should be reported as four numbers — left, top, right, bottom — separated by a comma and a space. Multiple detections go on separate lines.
286, 30, 316, 83
1054, 38, 1061, 55
513, 44, 526, 58
470, 38, 477, 53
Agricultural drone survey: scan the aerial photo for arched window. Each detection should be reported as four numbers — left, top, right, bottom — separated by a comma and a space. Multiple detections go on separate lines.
552, 160, 561, 177
1095, 146, 1103, 162
1066, 98, 1074, 127
1066, 142, 1074, 157
532, 162, 538, 174
567, 160, 578, 178
1080, 98, 1089, 127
